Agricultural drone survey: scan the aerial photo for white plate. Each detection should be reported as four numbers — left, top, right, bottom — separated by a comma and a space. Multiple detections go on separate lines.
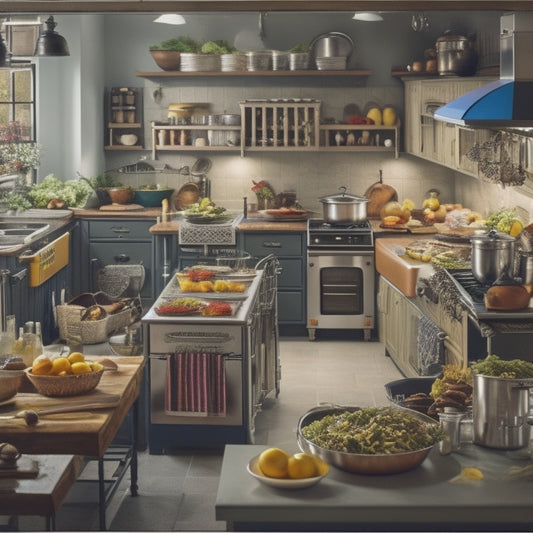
246, 454, 328, 489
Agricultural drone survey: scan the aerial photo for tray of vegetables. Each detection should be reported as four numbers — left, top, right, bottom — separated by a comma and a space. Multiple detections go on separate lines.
154, 297, 240, 317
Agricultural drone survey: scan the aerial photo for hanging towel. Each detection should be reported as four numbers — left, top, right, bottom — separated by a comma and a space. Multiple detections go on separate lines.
415, 315, 446, 376
165, 352, 226, 417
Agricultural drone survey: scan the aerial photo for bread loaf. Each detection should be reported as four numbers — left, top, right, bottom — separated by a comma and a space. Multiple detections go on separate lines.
485, 284, 531, 311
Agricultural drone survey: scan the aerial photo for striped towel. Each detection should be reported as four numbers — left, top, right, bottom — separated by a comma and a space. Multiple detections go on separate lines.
416, 315, 446, 376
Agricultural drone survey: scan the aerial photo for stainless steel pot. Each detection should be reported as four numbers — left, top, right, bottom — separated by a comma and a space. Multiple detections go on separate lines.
319, 186, 368, 223
470, 230, 516, 285
436, 32, 477, 76
473, 373, 533, 449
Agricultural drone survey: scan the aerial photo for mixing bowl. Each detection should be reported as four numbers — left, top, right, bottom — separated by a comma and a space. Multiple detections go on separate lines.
297, 406, 440, 475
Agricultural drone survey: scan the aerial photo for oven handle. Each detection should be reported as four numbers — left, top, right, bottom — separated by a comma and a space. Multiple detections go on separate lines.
307, 249, 374, 257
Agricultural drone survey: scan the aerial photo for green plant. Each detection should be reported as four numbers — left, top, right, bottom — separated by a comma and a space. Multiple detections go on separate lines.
149, 36, 200, 53
200, 40, 236, 54
289, 44, 310, 53
80, 172, 123, 190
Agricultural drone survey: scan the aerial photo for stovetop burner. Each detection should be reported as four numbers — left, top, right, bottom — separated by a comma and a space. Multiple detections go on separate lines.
307, 219, 373, 249
450, 271, 490, 304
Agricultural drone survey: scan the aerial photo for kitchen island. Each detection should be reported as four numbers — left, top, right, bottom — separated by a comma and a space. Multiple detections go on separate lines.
216, 443, 533, 531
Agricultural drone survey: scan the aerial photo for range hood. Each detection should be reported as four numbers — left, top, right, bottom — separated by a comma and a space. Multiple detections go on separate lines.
435, 13, 533, 128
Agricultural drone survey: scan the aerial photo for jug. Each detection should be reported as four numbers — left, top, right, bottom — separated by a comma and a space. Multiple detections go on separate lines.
473, 373, 533, 449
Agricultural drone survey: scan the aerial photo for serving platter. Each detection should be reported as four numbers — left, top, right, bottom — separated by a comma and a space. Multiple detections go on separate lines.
155, 298, 241, 317
258, 209, 308, 221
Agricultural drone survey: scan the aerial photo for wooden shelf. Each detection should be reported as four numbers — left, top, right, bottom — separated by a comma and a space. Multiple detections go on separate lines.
136, 69, 372, 78
105, 145, 144, 151
108, 122, 142, 129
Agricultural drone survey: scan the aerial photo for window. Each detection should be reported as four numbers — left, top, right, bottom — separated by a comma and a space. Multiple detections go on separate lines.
0, 64, 36, 142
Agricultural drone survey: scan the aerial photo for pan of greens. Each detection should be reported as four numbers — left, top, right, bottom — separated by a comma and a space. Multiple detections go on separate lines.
297, 406, 444, 475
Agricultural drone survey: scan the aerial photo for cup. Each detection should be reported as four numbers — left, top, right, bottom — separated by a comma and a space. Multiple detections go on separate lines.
438, 411, 465, 454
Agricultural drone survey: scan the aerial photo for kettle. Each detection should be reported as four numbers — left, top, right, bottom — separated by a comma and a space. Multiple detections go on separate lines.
436, 32, 477, 76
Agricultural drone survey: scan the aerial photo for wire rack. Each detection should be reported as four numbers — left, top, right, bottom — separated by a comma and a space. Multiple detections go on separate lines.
178, 215, 243, 246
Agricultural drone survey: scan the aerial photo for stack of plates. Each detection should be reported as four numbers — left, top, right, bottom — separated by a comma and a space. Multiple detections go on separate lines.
180, 53, 221, 72
315, 56, 347, 70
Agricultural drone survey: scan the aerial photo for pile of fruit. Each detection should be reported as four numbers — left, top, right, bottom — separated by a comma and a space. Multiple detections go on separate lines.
256, 447, 327, 479
31, 352, 103, 376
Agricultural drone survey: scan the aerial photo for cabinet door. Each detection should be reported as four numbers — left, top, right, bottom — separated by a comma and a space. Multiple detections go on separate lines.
88, 220, 153, 240
404, 80, 422, 156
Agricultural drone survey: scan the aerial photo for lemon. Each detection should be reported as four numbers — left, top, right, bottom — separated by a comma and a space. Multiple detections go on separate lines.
68, 352, 85, 364
509, 220, 523, 238
366, 107, 382, 126
32, 356, 53, 376
402, 198, 415, 212
71, 361, 92, 375
90, 362, 104, 373
257, 447, 290, 478
382, 106, 397, 126
50, 357, 72, 376
287, 453, 318, 479
462, 467, 484, 480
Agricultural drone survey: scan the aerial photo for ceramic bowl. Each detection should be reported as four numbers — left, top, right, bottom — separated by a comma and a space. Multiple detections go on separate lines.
0, 370, 24, 402
119, 134, 138, 146
104, 187, 135, 205
133, 188, 174, 207
150, 50, 181, 71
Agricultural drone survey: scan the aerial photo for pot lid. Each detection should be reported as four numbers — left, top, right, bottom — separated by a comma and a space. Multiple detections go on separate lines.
470, 229, 516, 243
436, 32, 470, 43
319, 186, 368, 204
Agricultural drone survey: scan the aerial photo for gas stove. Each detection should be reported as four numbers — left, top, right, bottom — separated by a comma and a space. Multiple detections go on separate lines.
447, 270, 533, 320
307, 219, 373, 249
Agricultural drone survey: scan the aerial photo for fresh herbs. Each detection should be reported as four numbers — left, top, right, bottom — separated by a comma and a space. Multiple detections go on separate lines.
471, 354, 533, 379
27, 175, 93, 209
149, 36, 200, 53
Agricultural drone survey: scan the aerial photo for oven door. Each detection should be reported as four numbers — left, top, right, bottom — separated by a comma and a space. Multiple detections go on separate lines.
307, 249, 375, 338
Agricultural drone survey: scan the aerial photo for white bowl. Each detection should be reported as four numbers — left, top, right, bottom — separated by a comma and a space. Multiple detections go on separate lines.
120, 134, 138, 146
246, 454, 329, 489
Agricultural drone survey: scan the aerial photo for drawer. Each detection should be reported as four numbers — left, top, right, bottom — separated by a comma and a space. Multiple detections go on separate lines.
88, 220, 154, 240
243, 233, 304, 257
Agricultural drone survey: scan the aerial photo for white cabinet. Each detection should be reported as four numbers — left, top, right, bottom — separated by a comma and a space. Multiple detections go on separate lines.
403, 77, 496, 172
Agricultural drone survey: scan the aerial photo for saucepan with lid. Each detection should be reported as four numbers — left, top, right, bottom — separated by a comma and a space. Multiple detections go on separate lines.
470, 229, 516, 285
319, 186, 368, 223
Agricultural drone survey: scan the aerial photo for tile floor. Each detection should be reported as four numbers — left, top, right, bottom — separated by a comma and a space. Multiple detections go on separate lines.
18, 332, 403, 532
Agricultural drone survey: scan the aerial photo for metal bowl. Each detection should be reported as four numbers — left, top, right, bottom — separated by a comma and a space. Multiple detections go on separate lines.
297, 406, 439, 475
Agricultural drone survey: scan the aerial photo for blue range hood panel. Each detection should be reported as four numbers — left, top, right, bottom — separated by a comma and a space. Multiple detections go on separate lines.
434, 79, 533, 127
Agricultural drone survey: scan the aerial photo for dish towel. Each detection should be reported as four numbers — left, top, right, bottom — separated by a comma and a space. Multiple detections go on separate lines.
416, 315, 446, 376
165, 352, 226, 417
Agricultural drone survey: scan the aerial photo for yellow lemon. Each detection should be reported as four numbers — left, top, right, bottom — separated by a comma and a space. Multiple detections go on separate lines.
50, 357, 72, 376
382, 106, 397, 126
68, 352, 85, 364
257, 448, 290, 479
462, 467, 484, 480
90, 362, 104, 373
509, 220, 523, 238
402, 198, 415, 212
32, 356, 53, 376
366, 107, 382, 126
287, 453, 318, 479
71, 362, 92, 375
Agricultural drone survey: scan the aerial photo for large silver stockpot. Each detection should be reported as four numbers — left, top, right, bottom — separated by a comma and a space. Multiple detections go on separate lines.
473, 373, 533, 450
436, 33, 477, 76
470, 230, 516, 285
319, 186, 368, 223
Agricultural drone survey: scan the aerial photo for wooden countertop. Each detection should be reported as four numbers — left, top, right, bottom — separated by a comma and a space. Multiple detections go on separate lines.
71, 207, 161, 218
149, 218, 307, 234
0, 356, 145, 457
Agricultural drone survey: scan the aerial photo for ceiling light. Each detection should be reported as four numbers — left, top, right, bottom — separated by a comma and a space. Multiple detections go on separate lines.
34, 16, 69, 56
352, 12, 383, 22
153, 14, 186, 25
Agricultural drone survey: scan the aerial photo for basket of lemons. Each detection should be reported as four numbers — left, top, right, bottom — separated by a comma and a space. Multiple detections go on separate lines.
25, 352, 104, 397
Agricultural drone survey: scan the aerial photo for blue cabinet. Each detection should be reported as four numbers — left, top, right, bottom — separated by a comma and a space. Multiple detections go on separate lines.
241, 232, 306, 325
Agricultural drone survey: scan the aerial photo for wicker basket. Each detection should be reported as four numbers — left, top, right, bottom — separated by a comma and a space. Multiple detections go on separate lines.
56, 292, 138, 344
25, 368, 104, 397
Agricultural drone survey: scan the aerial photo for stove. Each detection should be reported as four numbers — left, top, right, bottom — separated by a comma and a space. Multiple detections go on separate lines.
447, 269, 533, 320
306, 219, 375, 341
307, 219, 373, 249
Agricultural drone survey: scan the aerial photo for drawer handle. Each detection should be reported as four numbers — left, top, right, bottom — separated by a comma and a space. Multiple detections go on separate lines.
111, 226, 131, 234
262, 241, 282, 248
114, 254, 131, 263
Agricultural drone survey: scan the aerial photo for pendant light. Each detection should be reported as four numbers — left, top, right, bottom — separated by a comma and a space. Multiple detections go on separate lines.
34, 16, 70, 57
153, 14, 186, 25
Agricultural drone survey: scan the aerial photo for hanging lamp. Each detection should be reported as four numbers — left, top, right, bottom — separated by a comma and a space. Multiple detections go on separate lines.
153, 14, 186, 25
34, 16, 70, 57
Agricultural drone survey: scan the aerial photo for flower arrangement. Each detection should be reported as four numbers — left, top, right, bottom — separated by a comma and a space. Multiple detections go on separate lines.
0, 121, 40, 175
251, 179, 274, 200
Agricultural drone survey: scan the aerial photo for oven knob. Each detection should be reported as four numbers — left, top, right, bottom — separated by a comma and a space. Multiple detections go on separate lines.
314, 237, 320, 244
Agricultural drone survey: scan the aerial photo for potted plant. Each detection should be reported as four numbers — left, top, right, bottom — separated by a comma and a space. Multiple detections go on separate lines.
289, 43, 310, 70
149, 36, 200, 71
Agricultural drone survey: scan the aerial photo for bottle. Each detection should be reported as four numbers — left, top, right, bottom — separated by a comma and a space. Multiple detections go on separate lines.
34, 322, 43, 359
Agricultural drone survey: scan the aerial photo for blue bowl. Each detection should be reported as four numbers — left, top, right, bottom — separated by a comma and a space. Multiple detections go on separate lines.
133, 189, 173, 207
